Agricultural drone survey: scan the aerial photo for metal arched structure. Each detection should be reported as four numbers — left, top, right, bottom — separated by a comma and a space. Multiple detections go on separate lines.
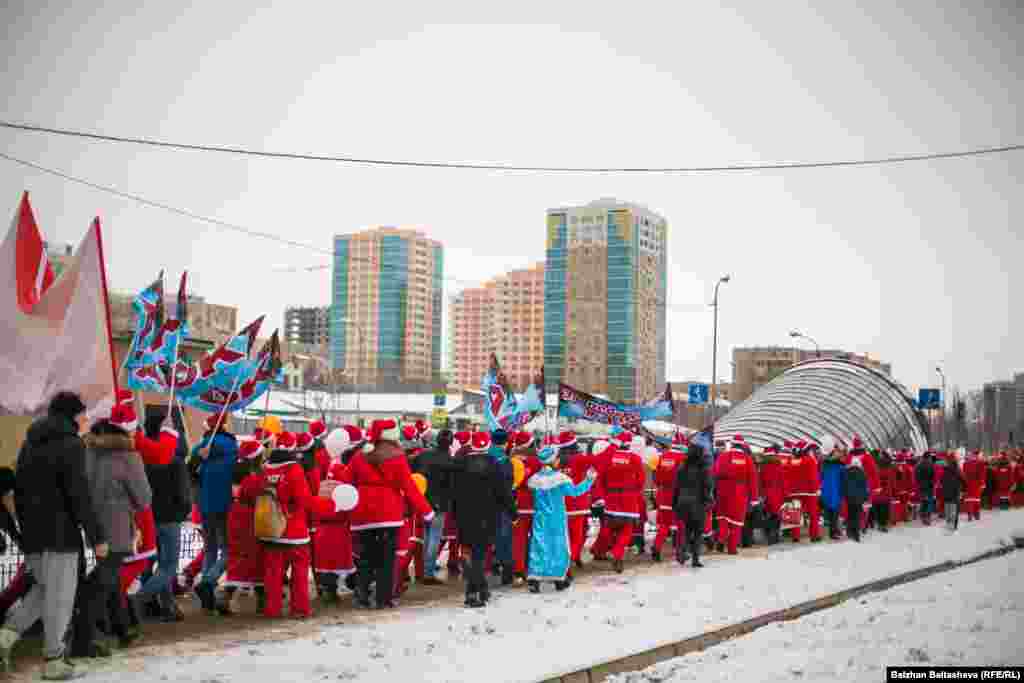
717, 359, 929, 452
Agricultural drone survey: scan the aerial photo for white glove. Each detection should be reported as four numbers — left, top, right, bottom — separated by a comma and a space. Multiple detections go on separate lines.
586, 468, 598, 481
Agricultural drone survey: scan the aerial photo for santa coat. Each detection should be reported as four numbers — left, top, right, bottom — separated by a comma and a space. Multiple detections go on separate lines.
757, 456, 786, 516
713, 449, 759, 528
123, 507, 157, 565
240, 452, 335, 544
654, 451, 686, 513
597, 449, 646, 522
313, 463, 354, 577
526, 467, 595, 582
877, 465, 897, 504
962, 458, 986, 506
224, 492, 265, 587
341, 443, 433, 532
515, 453, 544, 515
900, 461, 919, 504
992, 464, 1014, 502
562, 452, 596, 518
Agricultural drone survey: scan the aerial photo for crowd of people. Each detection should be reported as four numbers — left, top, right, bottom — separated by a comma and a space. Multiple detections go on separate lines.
0, 388, 1022, 680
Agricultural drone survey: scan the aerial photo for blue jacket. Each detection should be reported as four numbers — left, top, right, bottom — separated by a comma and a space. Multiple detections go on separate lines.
842, 465, 870, 505
192, 432, 237, 515
821, 458, 845, 511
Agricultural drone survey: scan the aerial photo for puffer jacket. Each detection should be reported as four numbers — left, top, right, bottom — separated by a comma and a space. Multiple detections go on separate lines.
342, 441, 433, 532
84, 431, 153, 553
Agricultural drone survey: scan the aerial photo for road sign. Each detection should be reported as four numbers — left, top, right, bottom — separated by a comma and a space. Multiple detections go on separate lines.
431, 407, 448, 428
918, 388, 941, 410
433, 392, 447, 407
688, 383, 709, 405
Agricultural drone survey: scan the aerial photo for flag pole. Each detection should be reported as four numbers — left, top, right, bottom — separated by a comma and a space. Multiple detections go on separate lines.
212, 370, 245, 436
92, 218, 120, 394
166, 338, 183, 412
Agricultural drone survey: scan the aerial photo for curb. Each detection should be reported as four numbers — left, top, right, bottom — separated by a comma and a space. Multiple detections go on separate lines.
537, 542, 1020, 683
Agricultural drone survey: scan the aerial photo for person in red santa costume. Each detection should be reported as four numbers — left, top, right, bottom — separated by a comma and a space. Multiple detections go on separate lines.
510, 432, 543, 578
240, 431, 336, 618
588, 436, 645, 573
314, 426, 362, 599
712, 435, 759, 555
790, 441, 822, 542
339, 419, 433, 609
844, 437, 878, 533
757, 444, 786, 544
959, 450, 983, 521
651, 433, 687, 561
556, 430, 594, 569
875, 450, 897, 533
217, 441, 266, 615
119, 506, 157, 635
991, 454, 1013, 510
1012, 453, 1024, 508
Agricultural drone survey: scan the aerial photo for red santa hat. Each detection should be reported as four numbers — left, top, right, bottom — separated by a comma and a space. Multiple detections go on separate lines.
592, 439, 613, 457
764, 444, 779, 454
471, 431, 491, 453
852, 436, 864, 450
614, 431, 633, 447
107, 402, 138, 432
295, 432, 314, 451
363, 419, 402, 453
453, 431, 471, 447
275, 431, 297, 452
343, 425, 364, 445
512, 431, 534, 449
557, 430, 577, 449
783, 440, 794, 450
415, 419, 429, 436
307, 420, 327, 440
805, 441, 820, 453
401, 424, 418, 442
238, 439, 264, 461
730, 434, 751, 453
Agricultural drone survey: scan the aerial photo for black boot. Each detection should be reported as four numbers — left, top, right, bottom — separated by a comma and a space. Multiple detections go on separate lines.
501, 565, 515, 586
554, 579, 570, 591
464, 591, 484, 608
194, 582, 216, 612
613, 558, 624, 574
527, 580, 541, 594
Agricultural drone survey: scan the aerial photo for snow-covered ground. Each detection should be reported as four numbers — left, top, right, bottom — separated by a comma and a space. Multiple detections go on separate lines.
608, 550, 1024, 682
77, 510, 1024, 683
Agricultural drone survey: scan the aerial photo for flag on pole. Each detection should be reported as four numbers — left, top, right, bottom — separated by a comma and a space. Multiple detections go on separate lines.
181, 328, 282, 413
0, 195, 116, 415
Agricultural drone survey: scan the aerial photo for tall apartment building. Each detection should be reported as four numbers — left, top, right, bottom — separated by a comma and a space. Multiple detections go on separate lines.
284, 306, 331, 346
982, 380, 1018, 448
331, 227, 443, 390
732, 347, 892, 405
449, 263, 544, 390
544, 199, 667, 404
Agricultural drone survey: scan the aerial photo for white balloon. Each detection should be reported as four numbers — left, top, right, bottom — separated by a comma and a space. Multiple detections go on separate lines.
324, 428, 351, 460
332, 484, 359, 512
819, 435, 836, 455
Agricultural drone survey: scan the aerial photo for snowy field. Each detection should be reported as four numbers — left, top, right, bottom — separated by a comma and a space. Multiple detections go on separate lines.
74, 510, 1024, 683
608, 550, 1024, 682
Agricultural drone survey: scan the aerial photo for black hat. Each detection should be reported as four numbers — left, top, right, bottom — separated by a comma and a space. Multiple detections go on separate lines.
47, 391, 87, 420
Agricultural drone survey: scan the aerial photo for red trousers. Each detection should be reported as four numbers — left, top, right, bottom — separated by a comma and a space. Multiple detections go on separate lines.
512, 514, 533, 575
791, 496, 821, 541
891, 499, 906, 524
963, 499, 981, 519
264, 544, 311, 618
653, 508, 681, 552
568, 515, 588, 563
716, 516, 743, 554
590, 520, 633, 561
184, 549, 205, 584
119, 559, 152, 603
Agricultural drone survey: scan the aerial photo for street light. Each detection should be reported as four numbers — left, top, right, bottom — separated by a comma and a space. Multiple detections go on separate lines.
339, 317, 364, 426
710, 275, 731, 438
935, 365, 946, 449
789, 330, 821, 358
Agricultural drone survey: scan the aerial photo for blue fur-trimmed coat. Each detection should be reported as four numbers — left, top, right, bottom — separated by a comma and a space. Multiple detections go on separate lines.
527, 466, 595, 582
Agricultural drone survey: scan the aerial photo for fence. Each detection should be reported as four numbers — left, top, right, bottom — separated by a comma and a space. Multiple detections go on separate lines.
0, 526, 206, 591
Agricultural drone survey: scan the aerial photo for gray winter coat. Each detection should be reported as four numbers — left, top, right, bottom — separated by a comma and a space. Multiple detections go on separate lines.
83, 432, 153, 553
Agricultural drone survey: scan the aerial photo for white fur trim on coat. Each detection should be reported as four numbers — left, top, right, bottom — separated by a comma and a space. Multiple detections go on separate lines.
528, 471, 572, 490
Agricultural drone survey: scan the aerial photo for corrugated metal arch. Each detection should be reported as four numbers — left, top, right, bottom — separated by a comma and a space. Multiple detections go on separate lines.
716, 358, 929, 452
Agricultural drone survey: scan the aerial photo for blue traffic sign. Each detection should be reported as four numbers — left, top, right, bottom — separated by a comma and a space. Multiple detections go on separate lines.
688, 383, 710, 405
918, 388, 941, 410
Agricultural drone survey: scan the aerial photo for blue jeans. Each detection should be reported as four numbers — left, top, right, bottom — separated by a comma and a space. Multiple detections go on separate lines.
137, 522, 182, 602
495, 511, 513, 565
200, 511, 229, 586
422, 512, 446, 578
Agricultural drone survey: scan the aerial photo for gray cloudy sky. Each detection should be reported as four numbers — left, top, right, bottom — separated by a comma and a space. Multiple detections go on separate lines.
1, 1, 1021, 395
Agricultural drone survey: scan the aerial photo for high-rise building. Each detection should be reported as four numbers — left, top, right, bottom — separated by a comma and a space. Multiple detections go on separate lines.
732, 347, 893, 405
449, 263, 544, 390
331, 227, 443, 390
284, 306, 331, 346
544, 199, 667, 403
981, 380, 1017, 449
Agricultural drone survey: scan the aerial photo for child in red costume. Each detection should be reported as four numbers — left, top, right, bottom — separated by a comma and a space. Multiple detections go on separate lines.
240, 432, 335, 618
510, 432, 542, 577
218, 446, 266, 615
652, 436, 687, 560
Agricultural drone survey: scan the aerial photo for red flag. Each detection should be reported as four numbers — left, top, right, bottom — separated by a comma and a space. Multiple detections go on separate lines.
13, 193, 55, 313
0, 199, 116, 415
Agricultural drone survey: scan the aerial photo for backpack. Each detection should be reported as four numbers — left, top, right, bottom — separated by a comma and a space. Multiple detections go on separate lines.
253, 480, 288, 540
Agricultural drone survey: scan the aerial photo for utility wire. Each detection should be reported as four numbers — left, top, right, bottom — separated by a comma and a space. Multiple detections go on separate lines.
0, 150, 709, 312
3, 121, 1022, 173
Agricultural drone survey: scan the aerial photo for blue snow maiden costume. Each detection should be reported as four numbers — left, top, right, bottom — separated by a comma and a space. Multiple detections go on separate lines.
527, 446, 597, 585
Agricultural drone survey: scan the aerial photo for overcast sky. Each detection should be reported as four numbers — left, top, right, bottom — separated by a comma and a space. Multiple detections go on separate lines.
2, 1, 1021, 395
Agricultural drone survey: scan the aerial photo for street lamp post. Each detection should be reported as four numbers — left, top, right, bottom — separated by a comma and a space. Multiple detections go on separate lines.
339, 317, 364, 426
935, 366, 946, 449
789, 330, 821, 358
710, 275, 731, 437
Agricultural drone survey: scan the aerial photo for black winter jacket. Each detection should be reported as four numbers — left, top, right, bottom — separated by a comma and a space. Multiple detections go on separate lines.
451, 452, 516, 546
915, 460, 936, 498
843, 466, 870, 505
15, 415, 106, 554
673, 457, 713, 522
412, 447, 455, 513
940, 465, 965, 503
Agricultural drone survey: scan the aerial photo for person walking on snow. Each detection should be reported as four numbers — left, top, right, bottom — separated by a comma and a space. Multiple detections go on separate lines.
843, 457, 869, 542
526, 446, 597, 593
940, 453, 966, 532
672, 442, 713, 567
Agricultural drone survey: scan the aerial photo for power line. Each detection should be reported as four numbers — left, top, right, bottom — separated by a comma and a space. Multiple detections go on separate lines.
3, 121, 1022, 173
0, 150, 709, 313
